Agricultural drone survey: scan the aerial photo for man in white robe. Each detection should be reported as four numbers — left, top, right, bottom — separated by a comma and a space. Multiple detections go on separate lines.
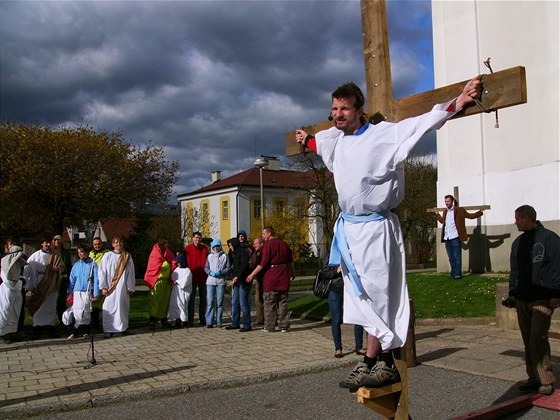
295, 76, 481, 390
0, 245, 35, 343
98, 235, 135, 337
26, 238, 64, 339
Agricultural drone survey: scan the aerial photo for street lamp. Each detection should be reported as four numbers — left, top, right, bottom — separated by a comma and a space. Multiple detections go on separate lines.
253, 156, 269, 231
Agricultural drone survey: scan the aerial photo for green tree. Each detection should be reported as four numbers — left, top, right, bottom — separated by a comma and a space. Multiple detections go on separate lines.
395, 156, 438, 264
0, 121, 179, 239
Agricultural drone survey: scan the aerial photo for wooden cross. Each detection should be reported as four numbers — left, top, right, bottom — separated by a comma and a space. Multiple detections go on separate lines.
426, 186, 491, 213
285, 0, 527, 157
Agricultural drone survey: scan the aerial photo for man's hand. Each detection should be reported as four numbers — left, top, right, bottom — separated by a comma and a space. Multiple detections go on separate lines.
101, 288, 108, 296
502, 296, 516, 308
455, 76, 481, 110
295, 129, 309, 144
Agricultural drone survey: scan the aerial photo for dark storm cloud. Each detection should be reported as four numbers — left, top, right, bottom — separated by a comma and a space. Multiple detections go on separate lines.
1, 0, 434, 196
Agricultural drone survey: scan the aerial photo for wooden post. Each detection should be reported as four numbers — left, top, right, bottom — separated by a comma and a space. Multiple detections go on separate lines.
285, 0, 527, 157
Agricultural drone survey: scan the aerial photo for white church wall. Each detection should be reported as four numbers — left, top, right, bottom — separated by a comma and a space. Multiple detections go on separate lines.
432, 0, 559, 273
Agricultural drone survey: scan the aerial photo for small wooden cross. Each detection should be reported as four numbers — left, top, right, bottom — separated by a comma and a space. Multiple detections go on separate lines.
426, 186, 490, 214
285, 0, 527, 157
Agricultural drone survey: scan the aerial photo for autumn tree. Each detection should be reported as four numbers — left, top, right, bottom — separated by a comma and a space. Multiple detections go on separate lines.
0, 121, 179, 239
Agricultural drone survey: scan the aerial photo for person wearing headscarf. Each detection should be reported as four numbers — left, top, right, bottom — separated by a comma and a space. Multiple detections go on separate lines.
0, 245, 36, 343
168, 253, 193, 328
144, 237, 176, 327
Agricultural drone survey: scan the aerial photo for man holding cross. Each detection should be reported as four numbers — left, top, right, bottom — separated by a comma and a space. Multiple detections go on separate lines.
295, 76, 481, 390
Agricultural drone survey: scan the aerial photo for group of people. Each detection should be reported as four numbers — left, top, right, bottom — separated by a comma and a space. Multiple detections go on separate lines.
0, 234, 136, 343
156, 227, 295, 334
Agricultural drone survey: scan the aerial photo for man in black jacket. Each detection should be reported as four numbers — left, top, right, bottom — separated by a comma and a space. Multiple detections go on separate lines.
225, 238, 252, 332
503, 205, 560, 395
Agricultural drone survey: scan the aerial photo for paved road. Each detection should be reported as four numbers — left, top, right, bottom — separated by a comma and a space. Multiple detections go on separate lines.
39, 365, 554, 419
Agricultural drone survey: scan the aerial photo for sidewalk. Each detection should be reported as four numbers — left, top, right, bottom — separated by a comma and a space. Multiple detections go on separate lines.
1, 313, 559, 418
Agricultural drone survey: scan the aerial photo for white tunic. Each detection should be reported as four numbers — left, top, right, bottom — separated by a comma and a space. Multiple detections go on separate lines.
316, 101, 455, 350
27, 250, 58, 326
168, 267, 192, 322
98, 251, 135, 333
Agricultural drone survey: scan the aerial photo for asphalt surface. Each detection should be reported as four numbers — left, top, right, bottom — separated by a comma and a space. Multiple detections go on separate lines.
1, 291, 559, 419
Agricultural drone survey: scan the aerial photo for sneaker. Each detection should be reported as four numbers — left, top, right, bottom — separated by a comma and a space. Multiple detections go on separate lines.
538, 384, 554, 395
339, 362, 371, 391
225, 325, 239, 330
67, 334, 76, 340
262, 327, 273, 333
280, 327, 289, 333
360, 361, 401, 388
518, 380, 539, 393
82, 334, 90, 339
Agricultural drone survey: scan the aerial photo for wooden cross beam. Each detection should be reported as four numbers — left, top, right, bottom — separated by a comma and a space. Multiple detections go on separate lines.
285, 0, 527, 157
426, 186, 491, 213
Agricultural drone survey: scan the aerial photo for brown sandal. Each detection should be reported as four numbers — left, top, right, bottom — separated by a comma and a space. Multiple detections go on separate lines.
355, 348, 367, 356
335, 349, 343, 358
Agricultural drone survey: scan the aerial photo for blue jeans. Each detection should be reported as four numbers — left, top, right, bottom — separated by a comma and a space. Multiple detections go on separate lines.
205, 284, 226, 326
231, 283, 252, 329
328, 290, 343, 350
445, 237, 463, 278
328, 290, 366, 351
354, 324, 364, 351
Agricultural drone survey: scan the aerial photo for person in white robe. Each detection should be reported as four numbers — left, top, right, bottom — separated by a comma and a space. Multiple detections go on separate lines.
98, 235, 135, 337
168, 253, 192, 327
66, 246, 99, 339
295, 76, 481, 389
0, 245, 35, 343
26, 238, 64, 339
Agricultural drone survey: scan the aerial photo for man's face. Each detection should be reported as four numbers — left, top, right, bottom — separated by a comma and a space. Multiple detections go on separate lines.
52, 238, 62, 249
514, 212, 531, 232
77, 248, 88, 260
112, 238, 124, 252
261, 230, 271, 241
192, 234, 202, 246
253, 239, 262, 251
444, 197, 454, 209
238, 234, 246, 243
92, 239, 103, 251
41, 241, 51, 250
331, 97, 363, 135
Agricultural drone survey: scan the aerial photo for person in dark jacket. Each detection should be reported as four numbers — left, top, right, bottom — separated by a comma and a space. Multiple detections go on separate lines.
503, 205, 560, 395
225, 238, 252, 332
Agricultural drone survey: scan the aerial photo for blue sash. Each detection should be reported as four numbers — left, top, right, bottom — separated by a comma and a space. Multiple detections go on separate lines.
328, 210, 391, 298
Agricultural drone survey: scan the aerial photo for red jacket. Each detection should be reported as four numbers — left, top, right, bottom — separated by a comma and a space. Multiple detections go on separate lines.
183, 243, 209, 286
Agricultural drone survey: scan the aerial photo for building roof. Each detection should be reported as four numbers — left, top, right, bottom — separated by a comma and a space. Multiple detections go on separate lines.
178, 167, 315, 199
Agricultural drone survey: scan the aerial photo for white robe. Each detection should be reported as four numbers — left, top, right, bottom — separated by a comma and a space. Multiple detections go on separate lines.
168, 267, 192, 322
27, 250, 58, 326
98, 251, 135, 333
316, 101, 455, 350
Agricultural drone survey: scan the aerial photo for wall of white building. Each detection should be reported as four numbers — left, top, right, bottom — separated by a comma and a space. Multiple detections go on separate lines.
432, 0, 559, 273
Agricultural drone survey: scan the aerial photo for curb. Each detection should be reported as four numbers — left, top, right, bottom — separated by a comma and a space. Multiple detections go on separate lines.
0, 359, 357, 418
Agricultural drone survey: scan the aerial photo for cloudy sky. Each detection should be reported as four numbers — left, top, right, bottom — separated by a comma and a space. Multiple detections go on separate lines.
1, 0, 434, 199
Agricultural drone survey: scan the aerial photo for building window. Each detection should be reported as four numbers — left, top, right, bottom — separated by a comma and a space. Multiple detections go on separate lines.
202, 202, 209, 222
273, 199, 285, 215
222, 200, 229, 220
253, 199, 261, 219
